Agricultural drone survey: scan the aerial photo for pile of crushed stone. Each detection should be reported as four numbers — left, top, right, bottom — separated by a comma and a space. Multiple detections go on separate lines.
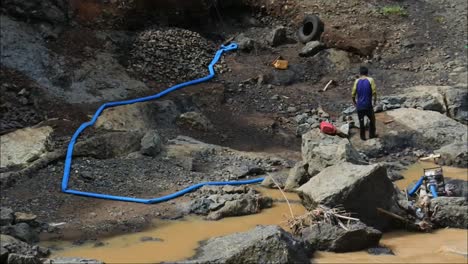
128, 27, 227, 83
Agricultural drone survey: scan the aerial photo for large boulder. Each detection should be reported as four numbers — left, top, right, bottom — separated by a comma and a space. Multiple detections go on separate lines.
185, 225, 311, 263
377, 85, 468, 123
435, 142, 467, 168
0, 126, 53, 168
298, 162, 396, 229
301, 222, 382, 252
386, 108, 467, 148
301, 129, 366, 176
444, 85, 468, 124
430, 197, 468, 229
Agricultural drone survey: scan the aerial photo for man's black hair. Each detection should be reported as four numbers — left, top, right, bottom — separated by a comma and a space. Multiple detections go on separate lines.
359, 66, 369, 76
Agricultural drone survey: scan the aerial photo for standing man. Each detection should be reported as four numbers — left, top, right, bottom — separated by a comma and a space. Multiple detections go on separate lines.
352, 66, 377, 140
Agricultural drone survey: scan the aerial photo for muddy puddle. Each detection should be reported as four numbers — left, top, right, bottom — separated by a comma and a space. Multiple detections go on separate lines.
42, 164, 467, 263
315, 228, 468, 263
42, 189, 306, 263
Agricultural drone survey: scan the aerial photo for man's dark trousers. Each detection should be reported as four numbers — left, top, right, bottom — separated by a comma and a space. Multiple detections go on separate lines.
357, 108, 376, 140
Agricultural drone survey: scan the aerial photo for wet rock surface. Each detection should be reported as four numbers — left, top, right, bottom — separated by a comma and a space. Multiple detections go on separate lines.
430, 197, 468, 229
43, 257, 104, 264
301, 221, 382, 252
367, 246, 395, 256
185, 225, 311, 264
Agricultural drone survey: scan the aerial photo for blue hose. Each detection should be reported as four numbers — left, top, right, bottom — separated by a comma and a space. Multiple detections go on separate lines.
61, 43, 265, 204
429, 184, 438, 198
407, 176, 424, 197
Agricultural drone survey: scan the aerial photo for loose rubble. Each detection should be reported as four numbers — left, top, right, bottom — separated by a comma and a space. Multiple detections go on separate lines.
188, 186, 272, 220
128, 28, 222, 83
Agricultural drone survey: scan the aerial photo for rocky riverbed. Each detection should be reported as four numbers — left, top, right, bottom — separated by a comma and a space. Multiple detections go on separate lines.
1, 0, 467, 263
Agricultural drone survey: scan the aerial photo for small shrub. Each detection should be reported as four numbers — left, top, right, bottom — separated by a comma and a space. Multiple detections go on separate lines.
434, 16, 445, 23
381, 5, 408, 17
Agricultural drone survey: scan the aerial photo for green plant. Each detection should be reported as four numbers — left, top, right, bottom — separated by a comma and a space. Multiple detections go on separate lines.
381, 5, 408, 17
434, 16, 445, 23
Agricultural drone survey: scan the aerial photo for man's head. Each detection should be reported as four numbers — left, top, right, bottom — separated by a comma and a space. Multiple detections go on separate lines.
359, 66, 369, 76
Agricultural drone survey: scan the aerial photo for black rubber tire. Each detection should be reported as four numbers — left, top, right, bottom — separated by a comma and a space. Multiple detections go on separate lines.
297, 15, 324, 44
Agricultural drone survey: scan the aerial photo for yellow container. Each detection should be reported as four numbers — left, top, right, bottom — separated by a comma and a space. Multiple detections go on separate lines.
272, 59, 288, 70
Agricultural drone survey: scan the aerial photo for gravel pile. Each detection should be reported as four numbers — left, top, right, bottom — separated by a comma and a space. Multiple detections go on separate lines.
128, 27, 225, 83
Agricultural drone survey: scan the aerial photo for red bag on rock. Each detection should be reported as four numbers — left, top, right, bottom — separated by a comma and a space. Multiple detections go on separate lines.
320, 121, 337, 135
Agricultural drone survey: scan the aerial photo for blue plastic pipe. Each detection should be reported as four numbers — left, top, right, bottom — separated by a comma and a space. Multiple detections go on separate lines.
61, 43, 265, 204
407, 176, 425, 197
429, 184, 439, 198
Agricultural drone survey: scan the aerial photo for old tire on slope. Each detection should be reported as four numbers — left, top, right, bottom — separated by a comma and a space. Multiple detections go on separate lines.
298, 15, 324, 44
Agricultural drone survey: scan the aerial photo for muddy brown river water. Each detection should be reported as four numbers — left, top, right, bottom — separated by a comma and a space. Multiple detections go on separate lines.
42, 162, 467, 263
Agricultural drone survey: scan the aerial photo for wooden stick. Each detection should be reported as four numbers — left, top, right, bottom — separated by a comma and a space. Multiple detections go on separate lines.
269, 173, 295, 218
376, 207, 407, 222
419, 154, 441, 161
384, 119, 394, 124
322, 80, 334, 92
334, 214, 360, 221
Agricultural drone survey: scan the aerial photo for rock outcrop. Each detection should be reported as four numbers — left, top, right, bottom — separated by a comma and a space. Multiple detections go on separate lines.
435, 142, 467, 167
386, 108, 467, 148
430, 197, 468, 229
185, 225, 311, 263
0, 126, 53, 168
298, 162, 396, 229
375, 85, 468, 124
95, 100, 179, 132
301, 222, 382, 252
0, 234, 48, 264
189, 186, 272, 220
301, 129, 366, 176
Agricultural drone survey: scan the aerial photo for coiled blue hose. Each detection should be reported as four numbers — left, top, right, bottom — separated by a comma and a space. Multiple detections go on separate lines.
61, 43, 265, 204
